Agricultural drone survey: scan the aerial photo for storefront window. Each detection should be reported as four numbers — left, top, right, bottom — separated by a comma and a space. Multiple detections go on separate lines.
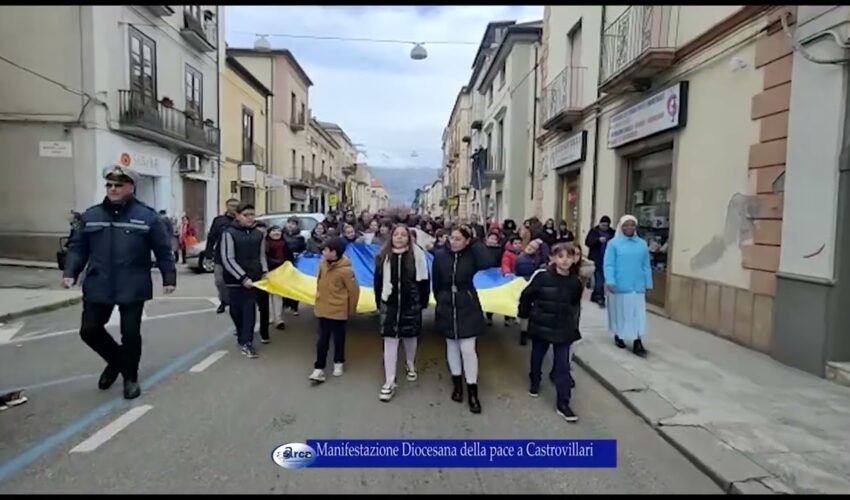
560, 172, 580, 237
627, 148, 672, 308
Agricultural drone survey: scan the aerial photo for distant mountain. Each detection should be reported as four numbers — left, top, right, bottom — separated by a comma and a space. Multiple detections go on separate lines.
369, 167, 441, 206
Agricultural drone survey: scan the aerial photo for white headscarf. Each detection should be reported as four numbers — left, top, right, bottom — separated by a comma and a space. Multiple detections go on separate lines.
616, 215, 638, 237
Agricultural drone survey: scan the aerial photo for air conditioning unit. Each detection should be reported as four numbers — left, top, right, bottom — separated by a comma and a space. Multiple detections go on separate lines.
180, 154, 202, 173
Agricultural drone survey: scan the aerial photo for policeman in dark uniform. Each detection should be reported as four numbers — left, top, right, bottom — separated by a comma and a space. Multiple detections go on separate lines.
62, 165, 177, 399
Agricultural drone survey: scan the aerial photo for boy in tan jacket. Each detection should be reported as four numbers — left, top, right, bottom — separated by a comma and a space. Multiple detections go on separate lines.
309, 237, 361, 383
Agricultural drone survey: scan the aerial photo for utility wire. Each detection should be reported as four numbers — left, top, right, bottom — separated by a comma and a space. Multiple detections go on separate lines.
0, 54, 87, 98
230, 30, 477, 46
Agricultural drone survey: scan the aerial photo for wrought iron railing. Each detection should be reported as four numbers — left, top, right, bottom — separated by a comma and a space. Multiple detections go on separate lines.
184, 12, 218, 48
600, 5, 678, 84
541, 66, 586, 125
118, 90, 220, 152
243, 142, 264, 168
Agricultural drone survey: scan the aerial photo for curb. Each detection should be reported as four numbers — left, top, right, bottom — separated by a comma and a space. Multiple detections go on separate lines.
0, 296, 83, 323
574, 351, 787, 495
0, 260, 58, 270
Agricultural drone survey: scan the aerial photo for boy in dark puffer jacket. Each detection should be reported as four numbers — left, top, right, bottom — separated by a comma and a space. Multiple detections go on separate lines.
518, 242, 584, 423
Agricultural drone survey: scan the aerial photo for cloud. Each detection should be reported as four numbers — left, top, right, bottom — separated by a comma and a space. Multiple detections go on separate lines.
225, 5, 543, 170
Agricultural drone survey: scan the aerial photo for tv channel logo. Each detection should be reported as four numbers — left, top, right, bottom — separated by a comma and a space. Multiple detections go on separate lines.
272, 442, 317, 469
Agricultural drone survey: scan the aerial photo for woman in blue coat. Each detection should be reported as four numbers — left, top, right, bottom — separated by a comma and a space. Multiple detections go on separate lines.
603, 215, 652, 356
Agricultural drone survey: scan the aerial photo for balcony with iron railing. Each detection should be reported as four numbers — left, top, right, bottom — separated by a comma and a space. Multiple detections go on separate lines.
541, 66, 586, 132
599, 5, 678, 93
117, 90, 220, 156
242, 142, 265, 169
287, 168, 315, 189
181, 10, 217, 52
290, 109, 306, 132
483, 151, 504, 181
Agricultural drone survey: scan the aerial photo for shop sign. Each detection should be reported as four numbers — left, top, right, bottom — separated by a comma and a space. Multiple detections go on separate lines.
291, 186, 307, 201
550, 130, 587, 170
328, 193, 338, 207
608, 81, 688, 149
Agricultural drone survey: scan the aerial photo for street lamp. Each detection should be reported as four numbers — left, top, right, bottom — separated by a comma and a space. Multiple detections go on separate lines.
410, 43, 427, 60
254, 34, 271, 52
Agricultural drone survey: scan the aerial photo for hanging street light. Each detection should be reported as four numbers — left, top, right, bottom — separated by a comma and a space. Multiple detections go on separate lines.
254, 34, 271, 52
410, 43, 427, 60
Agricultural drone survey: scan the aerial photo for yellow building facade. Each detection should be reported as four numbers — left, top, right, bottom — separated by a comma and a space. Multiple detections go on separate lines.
220, 55, 272, 214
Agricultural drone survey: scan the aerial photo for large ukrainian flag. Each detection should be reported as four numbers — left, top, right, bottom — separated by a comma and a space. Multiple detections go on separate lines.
254, 243, 526, 317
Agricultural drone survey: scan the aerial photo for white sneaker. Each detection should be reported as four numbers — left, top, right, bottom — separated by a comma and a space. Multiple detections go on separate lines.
379, 382, 397, 402
309, 369, 326, 383
406, 368, 418, 382
333, 363, 344, 377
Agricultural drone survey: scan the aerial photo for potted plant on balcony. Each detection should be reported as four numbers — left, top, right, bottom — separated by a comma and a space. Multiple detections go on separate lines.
160, 96, 174, 108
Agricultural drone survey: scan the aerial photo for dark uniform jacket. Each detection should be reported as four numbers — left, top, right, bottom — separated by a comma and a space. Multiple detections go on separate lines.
63, 197, 176, 304
283, 229, 307, 256
518, 267, 583, 345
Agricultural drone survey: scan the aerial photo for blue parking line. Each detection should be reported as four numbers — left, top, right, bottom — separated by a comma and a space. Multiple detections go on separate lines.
0, 329, 232, 484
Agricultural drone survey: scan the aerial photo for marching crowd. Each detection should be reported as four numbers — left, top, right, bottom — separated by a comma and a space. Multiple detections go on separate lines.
54, 165, 654, 426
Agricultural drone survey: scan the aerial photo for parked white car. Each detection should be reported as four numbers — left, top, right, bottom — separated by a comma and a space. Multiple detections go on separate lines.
185, 212, 325, 274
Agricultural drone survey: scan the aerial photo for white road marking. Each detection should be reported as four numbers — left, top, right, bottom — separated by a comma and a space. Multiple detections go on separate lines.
189, 350, 227, 373
0, 322, 24, 344
69, 405, 153, 453
207, 297, 221, 307
6, 308, 218, 345
106, 307, 149, 328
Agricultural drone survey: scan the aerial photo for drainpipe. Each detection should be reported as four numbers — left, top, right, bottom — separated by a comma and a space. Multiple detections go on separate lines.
590, 5, 605, 226
215, 6, 222, 221
265, 93, 271, 214
530, 43, 539, 207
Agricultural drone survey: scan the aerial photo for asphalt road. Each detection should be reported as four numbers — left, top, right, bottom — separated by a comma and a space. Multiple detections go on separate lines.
0, 268, 722, 494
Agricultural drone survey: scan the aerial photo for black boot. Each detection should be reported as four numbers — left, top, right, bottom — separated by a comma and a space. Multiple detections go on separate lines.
633, 339, 647, 357
98, 364, 120, 390
615, 336, 626, 349
123, 379, 141, 400
467, 383, 482, 414
451, 375, 463, 402
216, 303, 227, 314
519, 331, 528, 346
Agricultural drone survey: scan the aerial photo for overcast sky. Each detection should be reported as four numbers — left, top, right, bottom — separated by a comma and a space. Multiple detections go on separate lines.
225, 5, 543, 169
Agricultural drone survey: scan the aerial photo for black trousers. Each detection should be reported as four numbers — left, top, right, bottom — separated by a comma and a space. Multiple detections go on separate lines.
80, 301, 145, 381
283, 298, 299, 312
314, 318, 346, 369
530, 338, 572, 406
256, 288, 270, 341
229, 287, 257, 346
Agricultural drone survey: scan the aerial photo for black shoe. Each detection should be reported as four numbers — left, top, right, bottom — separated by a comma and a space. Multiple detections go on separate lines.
556, 404, 578, 422
98, 365, 120, 390
467, 383, 482, 414
123, 379, 141, 400
451, 375, 463, 402
528, 385, 540, 398
519, 332, 528, 346
615, 336, 626, 349
570, 377, 576, 389
633, 339, 647, 357
216, 304, 227, 314
242, 344, 259, 359
275, 322, 286, 331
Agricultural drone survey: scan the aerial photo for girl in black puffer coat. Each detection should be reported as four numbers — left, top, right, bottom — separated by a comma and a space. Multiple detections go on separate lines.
432, 225, 488, 414
374, 225, 431, 402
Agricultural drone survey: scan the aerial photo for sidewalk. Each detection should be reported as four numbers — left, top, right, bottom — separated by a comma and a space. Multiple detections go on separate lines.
0, 289, 82, 322
576, 302, 850, 495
